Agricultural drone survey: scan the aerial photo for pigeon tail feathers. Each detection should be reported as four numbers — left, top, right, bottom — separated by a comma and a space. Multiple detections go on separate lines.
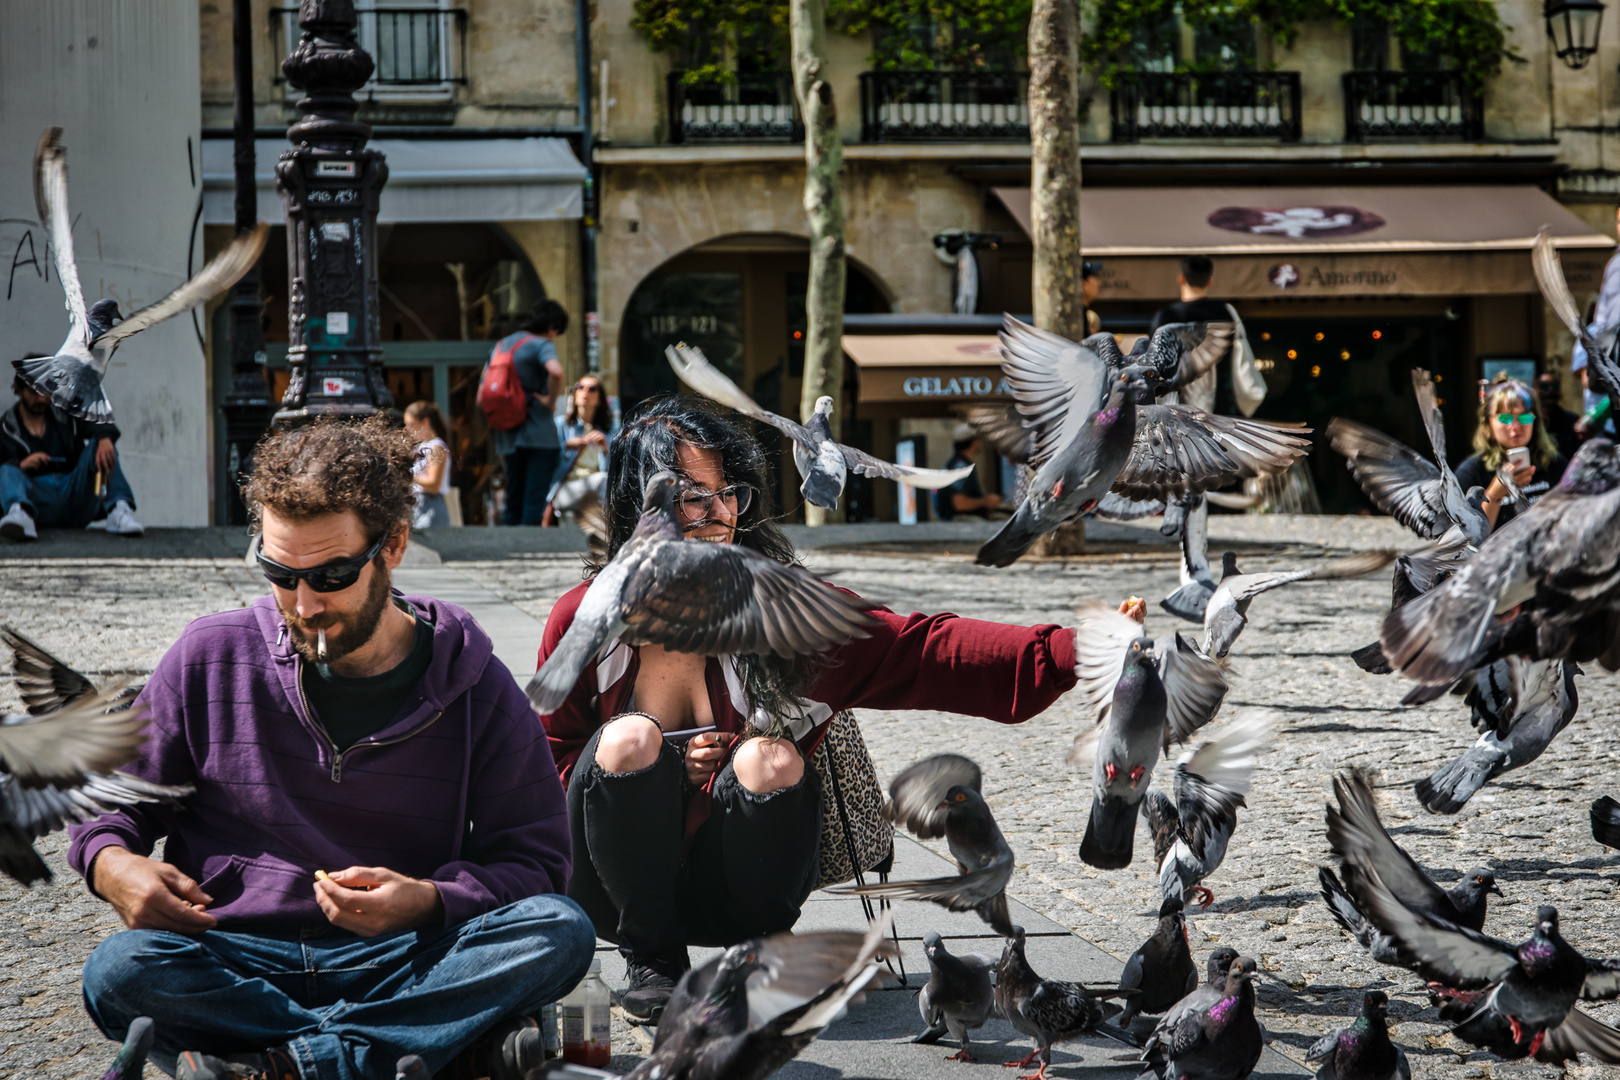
16, 354, 111, 425
0, 821, 52, 886
1160, 580, 1213, 625
1415, 744, 1502, 815
1080, 793, 1138, 869
975, 506, 1049, 568
102, 1017, 153, 1080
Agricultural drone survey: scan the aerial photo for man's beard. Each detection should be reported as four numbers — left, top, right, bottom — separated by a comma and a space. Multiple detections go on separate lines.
279, 560, 394, 666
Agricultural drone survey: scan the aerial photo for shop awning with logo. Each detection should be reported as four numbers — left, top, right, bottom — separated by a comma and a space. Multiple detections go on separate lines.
842, 333, 1008, 414
991, 185, 1615, 299
201, 137, 588, 225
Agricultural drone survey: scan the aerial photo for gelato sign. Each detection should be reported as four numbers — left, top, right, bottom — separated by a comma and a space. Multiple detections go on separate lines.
1209, 205, 1386, 239
902, 374, 1013, 397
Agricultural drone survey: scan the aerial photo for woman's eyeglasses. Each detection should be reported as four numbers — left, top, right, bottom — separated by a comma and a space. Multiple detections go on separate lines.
258, 531, 388, 593
675, 484, 754, 528
1496, 412, 1535, 426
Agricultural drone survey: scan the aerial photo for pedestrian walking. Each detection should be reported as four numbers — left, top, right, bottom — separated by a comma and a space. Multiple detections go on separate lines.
403, 400, 453, 529
485, 300, 567, 525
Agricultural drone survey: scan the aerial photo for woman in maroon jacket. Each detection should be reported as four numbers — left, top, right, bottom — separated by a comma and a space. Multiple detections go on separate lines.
537, 398, 1080, 1022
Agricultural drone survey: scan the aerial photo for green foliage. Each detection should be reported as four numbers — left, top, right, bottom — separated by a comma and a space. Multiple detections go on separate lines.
826, 0, 1035, 71
630, 0, 789, 84
1083, 0, 1516, 92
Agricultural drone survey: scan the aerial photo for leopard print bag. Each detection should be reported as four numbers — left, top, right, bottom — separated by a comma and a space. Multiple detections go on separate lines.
810, 709, 895, 889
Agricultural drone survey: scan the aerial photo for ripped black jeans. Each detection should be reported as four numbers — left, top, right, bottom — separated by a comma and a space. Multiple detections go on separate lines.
565, 723, 823, 955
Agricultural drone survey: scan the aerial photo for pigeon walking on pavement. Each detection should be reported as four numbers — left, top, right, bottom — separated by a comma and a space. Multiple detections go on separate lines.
524, 471, 880, 716
1202, 549, 1395, 659
21, 128, 267, 425
1156, 947, 1244, 1033
1117, 897, 1198, 1027
1305, 991, 1409, 1080
1139, 955, 1264, 1080
913, 932, 996, 1061
1070, 602, 1228, 870
829, 754, 1016, 937
1144, 712, 1271, 908
665, 344, 973, 510
1592, 796, 1620, 850
997, 925, 1140, 1080
1415, 658, 1580, 814
100, 1017, 154, 1080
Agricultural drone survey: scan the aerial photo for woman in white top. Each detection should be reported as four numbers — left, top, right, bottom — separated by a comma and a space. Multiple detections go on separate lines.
548, 376, 618, 516
404, 400, 453, 528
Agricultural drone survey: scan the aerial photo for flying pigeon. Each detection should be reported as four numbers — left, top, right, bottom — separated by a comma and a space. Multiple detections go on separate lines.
1351, 529, 1473, 674
0, 627, 192, 885
1083, 321, 1237, 393
913, 932, 996, 1061
1380, 438, 1620, 700
1069, 601, 1228, 870
630, 917, 898, 1080
1161, 494, 1216, 623
1203, 549, 1395, 659
1533, 229, 1620, 404
1592, 795, 1620, 850
1305, 991, 1409, 1080
1415, 658, 1579, 814
1326, 369, 1490, 548
1117, 897, 1198, 1027
1139, 955, 1263, 1080
524, 471, 880, 716
997, 925, 1140, 1080
100, 1017, 154, 1080
665, 343, 972, 509
21, 127, 268, 425
1144, 712, 1271, 909
829, 754, 1015, 938
975, 317, 1311, 567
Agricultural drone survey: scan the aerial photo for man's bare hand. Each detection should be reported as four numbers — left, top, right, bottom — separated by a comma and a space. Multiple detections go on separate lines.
94, 437, 117, 474
314, 866, 442, 937
17, 452, 50, 474
92, 846, 217, 934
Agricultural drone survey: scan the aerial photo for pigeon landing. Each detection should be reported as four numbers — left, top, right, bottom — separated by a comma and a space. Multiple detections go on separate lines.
1144, 712, 1271, 908
23, 128, 267, 425
1117, 897, 1198, 1027
913, 932, 996, 1061
1070, 602, 1228, 870
0, 627, 191, 885
1305, 991, 1409, 1080
629, 918, 897, 1080
1139, 955, 1263, 1080
666, 344, 972, 509
997, 925, 1140, 1080
1203, 549, 1394, 659
829, 754, 1016, 937
1415, 659, 1580, 814
524, 471, 880, 716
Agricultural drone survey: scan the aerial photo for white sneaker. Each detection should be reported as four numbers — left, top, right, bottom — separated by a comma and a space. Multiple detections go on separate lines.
0, 504, 37, 542
105, 500, 145, 537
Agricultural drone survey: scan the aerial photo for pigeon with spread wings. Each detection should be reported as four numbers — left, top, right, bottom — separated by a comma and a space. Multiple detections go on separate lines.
1203, 549, 1394, 659
1083, 321, 1236, 393
1534, 229, 1620, 403
828, 753, 1016, 938
524, 472, 880, 717
666, 343, 972, 510
19, 128, 268, 425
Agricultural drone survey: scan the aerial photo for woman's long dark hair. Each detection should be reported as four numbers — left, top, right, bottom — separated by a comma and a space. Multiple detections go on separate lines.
591, 395, 823, 725
565, 380, 614, 430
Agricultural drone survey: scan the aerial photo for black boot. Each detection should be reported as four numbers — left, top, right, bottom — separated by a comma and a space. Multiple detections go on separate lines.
620, 947, 691, 1024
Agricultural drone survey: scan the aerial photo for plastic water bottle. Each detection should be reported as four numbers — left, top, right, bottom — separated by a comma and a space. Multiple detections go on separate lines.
560, 958, 612, 1067
539, 1001, 561, 1059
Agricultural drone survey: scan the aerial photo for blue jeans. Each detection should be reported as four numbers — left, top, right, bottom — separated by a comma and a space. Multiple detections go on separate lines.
0, 448, 135, 529
82, 894, 596, 1080
502, 447, 560, 525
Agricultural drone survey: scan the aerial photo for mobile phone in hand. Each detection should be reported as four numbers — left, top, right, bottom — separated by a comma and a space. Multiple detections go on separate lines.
1507, 446, 1530, 468
663, 725, 717, 744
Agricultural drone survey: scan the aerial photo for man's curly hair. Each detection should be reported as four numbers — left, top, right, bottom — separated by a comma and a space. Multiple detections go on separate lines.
244, 416, 416, 542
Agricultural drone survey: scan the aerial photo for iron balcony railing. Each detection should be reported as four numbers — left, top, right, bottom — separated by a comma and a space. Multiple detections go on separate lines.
272, 7, 468, 89
1343, 71, 1482, 141
1110, 71, 1302, 142
859, 71, 1029, 142
666, 72, 802, 143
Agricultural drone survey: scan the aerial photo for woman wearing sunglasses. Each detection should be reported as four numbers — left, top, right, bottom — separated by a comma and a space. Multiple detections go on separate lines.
537, 396, 1095, 1024
1454, 374, 1567, 531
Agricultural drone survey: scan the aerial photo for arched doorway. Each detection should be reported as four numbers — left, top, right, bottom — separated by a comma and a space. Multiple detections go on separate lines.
617, 234, 893, 519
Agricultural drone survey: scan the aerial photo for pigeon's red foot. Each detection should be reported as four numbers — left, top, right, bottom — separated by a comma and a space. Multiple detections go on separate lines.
1427, 984, 1482, 1004
1191, 886, 1215, 910
1052, 481, 1064, 499
1003, 1050, 1041, 1069
945, 1049, 976, 1063
1105, 762, 1119, 783
1018, 1066, 1050, 1080
1528, 1029, 1546, 1058
1509, 1017, 1524, 1046
1128, 765, 1146, 787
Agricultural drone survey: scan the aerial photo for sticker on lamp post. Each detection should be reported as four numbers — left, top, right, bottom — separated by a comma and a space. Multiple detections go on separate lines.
327, 312, 350, 336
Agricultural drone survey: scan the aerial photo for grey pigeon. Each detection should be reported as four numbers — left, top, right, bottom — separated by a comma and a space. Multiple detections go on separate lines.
393, 1056, 430, 1080
1380, 438, 1620, 701
1161, 494, 1216, 623
1117, 897, 1197, 1027
101, 1017, 153, 1080
1327, 369, 1490, 547
1352, 529, 1472, 674
1144, 712, 1271, 909
1415, 658, 1580, 814
525, 471, 880, 716
1305, 991, 1409, 1080
666, 344, 971, 509
1203, 549, 1395, 659
629, 917, 897, 1080
1156, 947, 1243, 1034
1591, 795, 1620, 850
913, 932, 996, 1061
0, 628, 191, 886
1070, 602, 1227, 870
1083, 321, 1237, 393
830, 754, 1015, 937
1139, 955, 1263, 1080
997, 925, 1140, 1080
1533, 229, 1620, 404
20, 128, 267, 425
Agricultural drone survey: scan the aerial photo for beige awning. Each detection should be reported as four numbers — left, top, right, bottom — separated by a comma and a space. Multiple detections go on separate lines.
842, 334, 1006, 408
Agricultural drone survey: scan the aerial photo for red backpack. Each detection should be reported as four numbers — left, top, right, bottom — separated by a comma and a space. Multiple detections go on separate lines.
477, 333, 537, 431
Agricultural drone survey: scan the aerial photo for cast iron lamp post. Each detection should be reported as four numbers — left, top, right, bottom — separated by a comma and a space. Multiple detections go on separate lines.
1545, 0, 1605, 70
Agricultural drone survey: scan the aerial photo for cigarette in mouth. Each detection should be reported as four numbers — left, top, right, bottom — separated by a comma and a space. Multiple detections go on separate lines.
317, 628, 328, 662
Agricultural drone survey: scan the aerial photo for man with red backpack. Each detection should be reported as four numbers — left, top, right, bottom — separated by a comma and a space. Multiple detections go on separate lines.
484, 300, 567, 524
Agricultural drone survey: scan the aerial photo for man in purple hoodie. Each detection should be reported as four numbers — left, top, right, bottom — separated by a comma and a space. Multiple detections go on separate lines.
68, 418, 593, 1080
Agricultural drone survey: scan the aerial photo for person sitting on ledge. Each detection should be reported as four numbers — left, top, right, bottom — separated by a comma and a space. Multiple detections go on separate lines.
0, 356, 143, 541
69, 417, 592, 1080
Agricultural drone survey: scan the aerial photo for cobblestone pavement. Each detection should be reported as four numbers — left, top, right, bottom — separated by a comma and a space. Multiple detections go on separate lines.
4, 523, 1620, 1080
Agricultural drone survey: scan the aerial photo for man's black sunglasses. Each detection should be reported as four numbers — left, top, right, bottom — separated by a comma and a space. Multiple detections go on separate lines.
257, 531, 388, 593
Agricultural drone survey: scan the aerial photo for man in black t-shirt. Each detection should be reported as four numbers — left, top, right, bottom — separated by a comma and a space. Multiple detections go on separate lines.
1150, 254, 1231, 332
934, 426, 1003, 521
